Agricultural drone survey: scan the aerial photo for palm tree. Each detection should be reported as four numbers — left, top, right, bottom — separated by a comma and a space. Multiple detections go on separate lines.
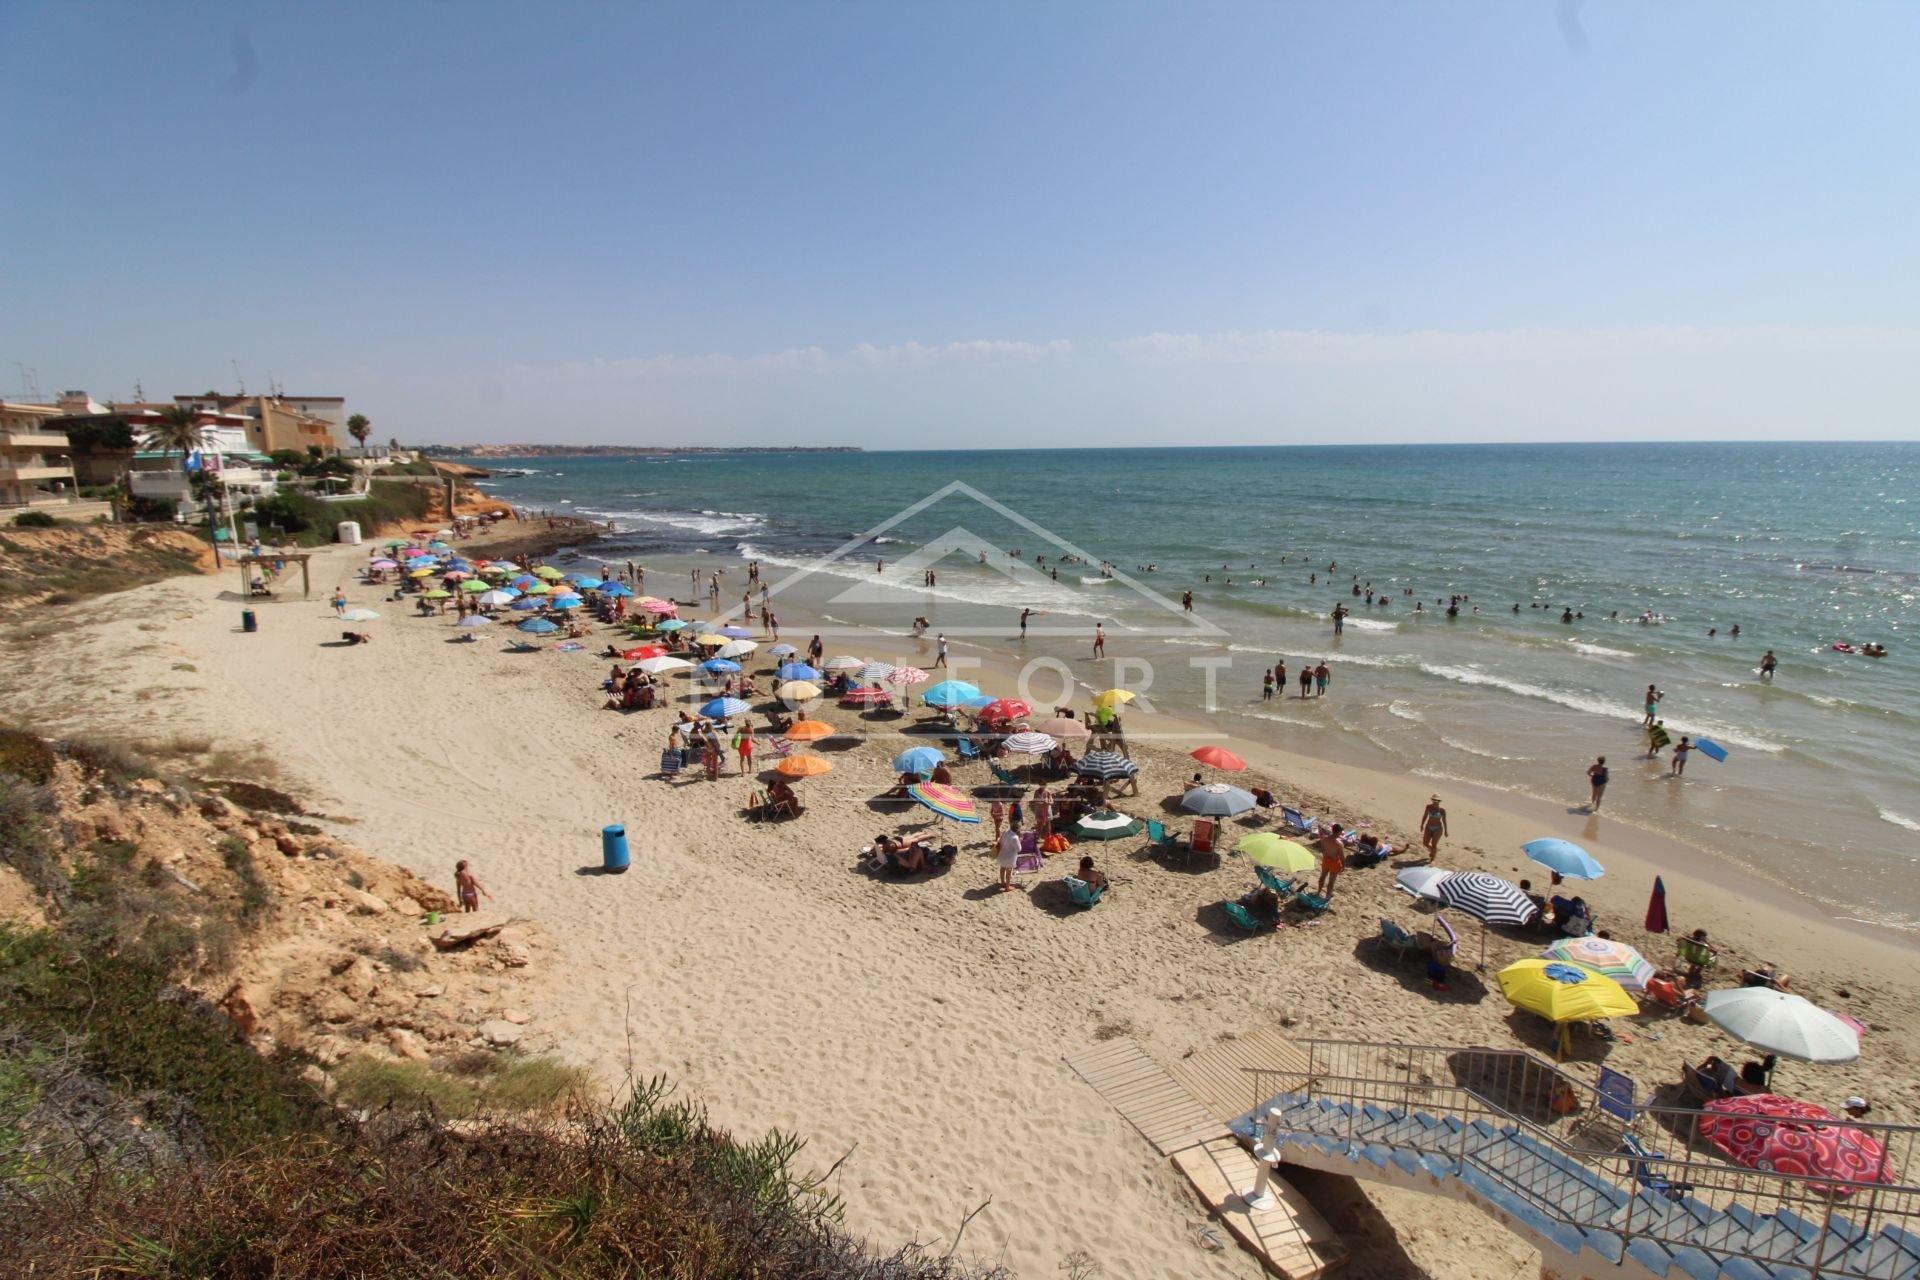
141, 405, 210, 472
347, 413, 371, 448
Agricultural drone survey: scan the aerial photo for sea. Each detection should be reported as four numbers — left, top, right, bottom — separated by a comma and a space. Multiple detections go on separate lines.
475, 442, 1920, 931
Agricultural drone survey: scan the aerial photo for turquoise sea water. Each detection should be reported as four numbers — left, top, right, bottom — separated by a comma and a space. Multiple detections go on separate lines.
482, 443, 1920, 927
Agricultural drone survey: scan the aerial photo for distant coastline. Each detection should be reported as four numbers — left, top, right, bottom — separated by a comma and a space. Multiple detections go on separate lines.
419, 444, 862, 458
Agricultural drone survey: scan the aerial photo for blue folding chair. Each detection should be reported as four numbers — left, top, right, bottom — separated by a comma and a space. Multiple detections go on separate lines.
1064, 877, 1105, 909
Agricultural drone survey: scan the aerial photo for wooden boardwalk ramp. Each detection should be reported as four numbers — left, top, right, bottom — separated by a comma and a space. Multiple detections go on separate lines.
1174, 1136, 1349, 1279
1064, 1038, 1223, 1155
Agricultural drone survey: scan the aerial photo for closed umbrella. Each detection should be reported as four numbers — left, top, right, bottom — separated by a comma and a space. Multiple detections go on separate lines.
777, 755, 834, 778
1069, 810, 1145, 840
1037, 717, 1091, 741
1522, 838, 1606, 881
906, 782, 978, 823
699, 697, 752, 719
1541, 937, 1656, 992
1702, 989, 1860, 1063
1700, 1096, 1896, 1194
1180, 783, 1256, 817
1074, 751, 1138, 781
1233, 833, 1316, 873
1191, 745, 1248, 771
892, 746, 947, 776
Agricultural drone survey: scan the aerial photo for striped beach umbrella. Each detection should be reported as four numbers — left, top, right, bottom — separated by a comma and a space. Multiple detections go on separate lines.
1429, 871, 1538, 927
1541, 937, 1656, 991
698, 697, 752, 719
886, 665, 930, 686
840, 686, 892, 706
906, 782, 979, 824
1002, 731, 1057, 756
1180, 783, 1256, 817
1074, 751, 1138, 781
856, 662, 896, 682
1068, 810, 1144, 840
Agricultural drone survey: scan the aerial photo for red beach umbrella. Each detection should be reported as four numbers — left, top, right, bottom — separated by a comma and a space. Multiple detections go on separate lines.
623, 645, 667, 661
1190, 745, 1247, 771
977, 698, 1032, 725
1645, 876, 1670, 934
1701, 1096, 1896, 1194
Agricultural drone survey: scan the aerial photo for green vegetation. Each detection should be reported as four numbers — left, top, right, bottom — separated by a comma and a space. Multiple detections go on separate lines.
347, 412, 372, 446
375, 457, 439, 476
333, 1052, 588, 1119
64, 416, 136, 453
251, 484, 431, 546
11, 510, 59, 528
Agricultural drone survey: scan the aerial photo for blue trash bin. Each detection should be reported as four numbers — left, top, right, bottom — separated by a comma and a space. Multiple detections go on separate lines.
602, 823, 630, 873
241, 608, 258, 633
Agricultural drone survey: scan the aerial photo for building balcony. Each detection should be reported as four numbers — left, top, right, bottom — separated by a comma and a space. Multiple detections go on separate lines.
0, 463, 74, 482
0, 430, 73, 449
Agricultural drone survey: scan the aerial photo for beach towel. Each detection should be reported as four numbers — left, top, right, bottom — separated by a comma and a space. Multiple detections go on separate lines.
1647, 724, 1672, 752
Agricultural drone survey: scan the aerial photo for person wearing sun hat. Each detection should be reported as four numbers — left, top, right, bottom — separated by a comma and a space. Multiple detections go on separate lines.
1844, 1097, 1873, 1120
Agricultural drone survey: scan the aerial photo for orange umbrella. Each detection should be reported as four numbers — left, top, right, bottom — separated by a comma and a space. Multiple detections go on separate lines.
776, 755, 834, 778
784, 720, 834, 742
1191, 745, 1248, 771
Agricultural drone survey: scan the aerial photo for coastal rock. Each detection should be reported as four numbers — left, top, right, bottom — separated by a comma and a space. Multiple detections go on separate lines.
501, 1007, 530, 1025
349, 889, 391, 915
430, 915, 506, 950
297, 1064, 333, 1095
390, 895, 421, 917
335, 957, 379, 1001
386, 1027, 431, 1062
415, 985, 444, 999
477, 1019, 525, 1047
493, 941, 530, 968
313, 992, 357, 1025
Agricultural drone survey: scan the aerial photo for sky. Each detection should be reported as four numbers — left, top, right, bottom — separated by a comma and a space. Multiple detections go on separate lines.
2, 1, 1916, 448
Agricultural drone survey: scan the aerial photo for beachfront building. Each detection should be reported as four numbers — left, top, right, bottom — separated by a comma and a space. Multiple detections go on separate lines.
170, 393, 342, 456
126, 416, 279, 505
0, 400, 78, 508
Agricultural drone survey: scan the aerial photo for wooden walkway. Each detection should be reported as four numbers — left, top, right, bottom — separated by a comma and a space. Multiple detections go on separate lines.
1064, 1038, 1224, 1156
1173, 1136, 1349, 1279
1167, 1027, 1316, 1123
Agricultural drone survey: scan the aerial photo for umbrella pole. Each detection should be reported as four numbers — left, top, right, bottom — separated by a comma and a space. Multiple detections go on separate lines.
1478, 925, 1489, 973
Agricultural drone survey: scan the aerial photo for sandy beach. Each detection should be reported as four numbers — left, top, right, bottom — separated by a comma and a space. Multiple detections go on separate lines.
2, 537, 1913, 1280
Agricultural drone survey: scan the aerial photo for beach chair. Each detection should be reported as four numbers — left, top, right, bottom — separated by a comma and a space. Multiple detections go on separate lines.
659, 748, 683, 777
1015, 832, 1044, 874
1620, 1134, 1695, 1203
1278, 877, 1331, 914
1378, 919, 1424, 965
1144, 819, 1181, 862
744, 789, 769, 822
1191, 819, 1217, 855
1221, 901, 1270, 934
989, 761, 1021, 788
954, 737, 981, 762
1064, 876, 1105, 909
1573, 1066, 1641, 1148
1255, 865, 1290, 895
767, 736, 794, 760
1676, 935, 1719, 980
1280, 807, 1317, 835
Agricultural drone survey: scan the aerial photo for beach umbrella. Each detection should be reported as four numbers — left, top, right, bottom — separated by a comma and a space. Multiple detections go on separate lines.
1180, 783, 1256, 817
1395, 865, 1453, 900
776, 662, 822, 681
1074, 750, 1138, 781
623, 645, 668, 660
699, 697, 752, 719
340, 608, 380, 622
779, 681, 823, 703
511, 597, 545, 611
551, 593, 585, 608
509, 574, 538, 589
717, 640, 757, 658
1702, 989, 1860, 1063
1069, 810, 1145, 840
1092, 688, 1137, 708
1037, 717, 1091, 741
556, 641, 586, 652
567, 575, 603, 589
1427, 870, 1539, 927
517, 618, 559, 634
408, 567, 436, 578
922, 680, 983, 707
441, 570, 473, 581
488, 561, 522, 573
456, 614, 493, 629
533, 565, 566, 580
892, 746, 947, 776
381, 538, 408, 549
1498, 960, 1639, 1055
699, 658, 741, 674
840, 686, 892, 706
1522, 838, 1606, 881
906, 782, 978, 823
601, 582, 633, 598
1191, 745, 1248, 771
521, 581, 552, 596
1233, 832, 1316, 873
639, 596, 673, 611
422, 588, 453, 599
977, 698, 1032, 725
1700, 1096, 1896, 1194
821, 655, 865, 671
767, 643, 798, 657
458, 580, 491, 593
886, 665, 929, 686
856, 662, 896, 682
427, 540, 449, 550
656, 619, 689, 631
718, 626, 754, 639
1541, 937, 1656, 992
635, 656, 693, 675
1003, 730, 1057, 755
692, 633, 728, 647
478, 590, 516, 607
369, 558, 398, 569
777, 755, 834, 778
785, 720, 834, 743
1646, 876, 1670, 934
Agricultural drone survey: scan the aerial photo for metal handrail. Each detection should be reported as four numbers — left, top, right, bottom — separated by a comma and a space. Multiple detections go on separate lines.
1237, 1038, 1918, 1280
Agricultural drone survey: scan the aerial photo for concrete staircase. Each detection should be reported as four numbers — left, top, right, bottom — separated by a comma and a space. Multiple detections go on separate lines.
1233, 1042, 1920, 1280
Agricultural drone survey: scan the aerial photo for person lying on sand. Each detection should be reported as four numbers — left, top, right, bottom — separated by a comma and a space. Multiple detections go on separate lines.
340, 631, 373, 645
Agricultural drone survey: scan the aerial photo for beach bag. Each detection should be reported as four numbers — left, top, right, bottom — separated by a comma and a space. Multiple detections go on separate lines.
1042, 834, 1070, 854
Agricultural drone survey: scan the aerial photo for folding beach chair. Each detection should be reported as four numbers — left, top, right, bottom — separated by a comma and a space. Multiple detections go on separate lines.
1015, 832, 1044, 874
1221, 901, 1270, 934
1064, 876, 1105, 909
659, 748, 684, 777
1572, 1066, 1642, 1149
1191, 819, 1217, 855
954, 737, 981, 761
1280, 807, 1317, 835
1378, 919, 1424, 965
1620, 1134, 1695, 1203
990, 761, 1021, 788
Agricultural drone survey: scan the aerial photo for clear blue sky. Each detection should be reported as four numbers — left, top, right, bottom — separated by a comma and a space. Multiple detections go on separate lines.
3, 1, 1915, 446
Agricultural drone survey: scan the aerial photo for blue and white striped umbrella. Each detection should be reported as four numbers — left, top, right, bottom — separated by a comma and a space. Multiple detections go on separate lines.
1003, 731, 1057, 756
1430, 871, 1538, 927
857, 662, 896, 682
1074, 750, 1138, 780
699, 697, 752, 719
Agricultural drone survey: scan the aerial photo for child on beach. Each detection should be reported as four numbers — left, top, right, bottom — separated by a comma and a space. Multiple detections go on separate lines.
1262, 671, 1275, 701
996, 825, 1020, 892
1642, 685, 1663, 726
989, 799, 1005, 841
1671, 735, 1693, 776
454, 860, 492, 913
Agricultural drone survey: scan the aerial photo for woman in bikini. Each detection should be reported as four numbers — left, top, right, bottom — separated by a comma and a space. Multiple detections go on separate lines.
1419, 796, 1448, 862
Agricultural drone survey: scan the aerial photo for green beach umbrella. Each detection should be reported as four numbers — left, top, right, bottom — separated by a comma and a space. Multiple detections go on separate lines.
422, 588, 452, 599
1233, 832, 1316, 873
1068, 810, 1145, 841
458, 579, 491, 593
533, 565, 567, 580
520, 581, 552, 595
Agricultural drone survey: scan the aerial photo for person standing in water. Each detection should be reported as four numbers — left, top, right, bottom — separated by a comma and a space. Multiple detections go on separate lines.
1298, 666, 1313, 698
1586, 756, 1609, 810
1092, 624, 1106, 658
1759, 650, 1777, 680
1642, 685, 1663, 726
1019, 608, 1032, 638
1671, 736, 1694, 776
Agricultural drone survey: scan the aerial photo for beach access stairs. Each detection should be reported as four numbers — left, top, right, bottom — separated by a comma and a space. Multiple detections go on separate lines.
1233, 1038, 1920, 1280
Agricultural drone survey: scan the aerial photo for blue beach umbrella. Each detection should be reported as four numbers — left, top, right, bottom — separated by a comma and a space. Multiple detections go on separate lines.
510, 575, 538, 590
1521, 839, 1606, 881
456, 614, 493, 628
511, 597, 545, 611
601, 582, 633, 598
567, 575, 602, 588
656, 619, 689, 631
719, 626, 755, 639
700, 697, 752, 719
776, 663, 821, 681
699, 658, 742, 674
517, 618, 560, 634
922, 680, 984, 707
891, 746, 947, 777
551, 593, 585, 608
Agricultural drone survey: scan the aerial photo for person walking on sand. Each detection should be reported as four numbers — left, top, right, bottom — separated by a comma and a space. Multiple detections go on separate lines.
454, 859, 492, 913
1759, 649, 1777, 681
735, 724, 754, 775
935, 633, 949, 667
1642, 684, 1663, 726
1419, 796, 1448, 862
1315, 823, 1347, 897
989, 798, 1005, 842
996, 823, 1021, 893
1092, 624, 1106, 658
330, 587, 347, 615
1315, 660, 1330, 697
1671, 735, 1694, 776
1586, 756, 1609, 810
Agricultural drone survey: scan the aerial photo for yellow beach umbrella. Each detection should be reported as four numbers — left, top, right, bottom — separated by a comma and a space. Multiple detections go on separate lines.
533, 565, 566, 580
1092, 688, 1137, 708
408, 567, 435, 578
1232, 832, 1316, 873
779, 681, 822, 703
1498, 959, 1638, 1058
694, 634, 727, 646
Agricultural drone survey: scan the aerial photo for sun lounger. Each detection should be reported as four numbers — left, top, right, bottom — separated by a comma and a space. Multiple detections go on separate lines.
954, 737, 981, 761
1015, 832, 1044, 874
1221, 901, 1272, 934
989, 761, 1021, 787
1572, 1066, 1641, 1147
1064, 876, 1105, 909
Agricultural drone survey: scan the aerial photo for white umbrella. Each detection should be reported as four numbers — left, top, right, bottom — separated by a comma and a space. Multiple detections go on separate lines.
1702, 989, 1861, 1063
1396, 866, 1452, 900
635, 656, 693, 675
822, 655, 865, 671
717, 640, 758, 659
1003, 731, 1057, 755
477, 590, 516, 607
